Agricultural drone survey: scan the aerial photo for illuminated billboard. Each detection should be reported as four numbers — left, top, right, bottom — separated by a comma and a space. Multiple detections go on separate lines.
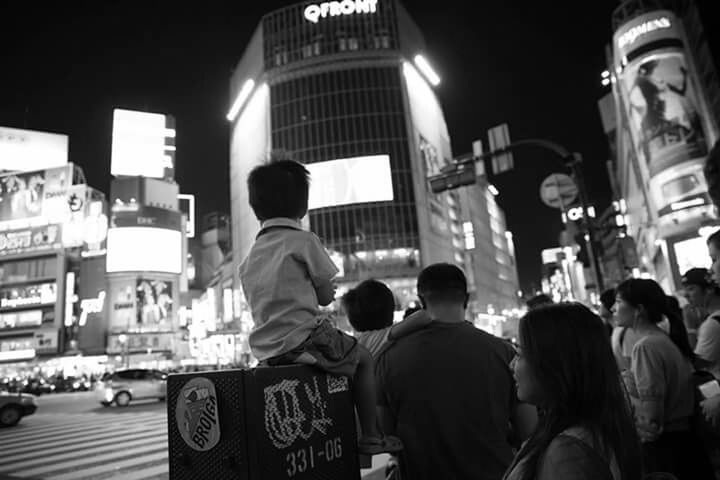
0, 127, 68, 173
106, 227, 182, 273
618, 50, 707, 177
136, 278, 173, 326
111, 109, 176, 179
0, 165, 73, 229
306, 155, 394, 210
0, 224, 62, 257
0, 282, 57, 310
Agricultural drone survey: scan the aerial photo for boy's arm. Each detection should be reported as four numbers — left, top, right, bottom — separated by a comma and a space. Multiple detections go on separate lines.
315, 278, 336, 307
387, 309, 432, 341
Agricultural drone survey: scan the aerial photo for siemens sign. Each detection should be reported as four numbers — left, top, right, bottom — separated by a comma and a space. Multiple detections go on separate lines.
617, 17, 671, 50
304, 0, 378, 24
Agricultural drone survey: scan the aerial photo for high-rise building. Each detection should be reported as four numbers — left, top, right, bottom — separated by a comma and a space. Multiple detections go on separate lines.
228, 0, 519, 319
606, 0, 720, 292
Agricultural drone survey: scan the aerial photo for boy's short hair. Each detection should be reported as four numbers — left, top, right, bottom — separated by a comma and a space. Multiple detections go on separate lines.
417, 263, 467, 304
247, 159, 310, 221
342, 279, 395, 331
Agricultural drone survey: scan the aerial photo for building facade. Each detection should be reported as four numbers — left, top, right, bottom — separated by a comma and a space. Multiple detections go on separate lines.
228, 0, 520, 326
606, 0, 720, 293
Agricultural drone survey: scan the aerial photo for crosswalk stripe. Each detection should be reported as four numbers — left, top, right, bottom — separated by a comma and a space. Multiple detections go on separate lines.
4, 436, 166, 471
9, 443, 168, 478
43, 451, 168, 480
0, 418, 165, 447
1, 421, 167, 456
0, 430, 164, 465
0, 413, 166, 443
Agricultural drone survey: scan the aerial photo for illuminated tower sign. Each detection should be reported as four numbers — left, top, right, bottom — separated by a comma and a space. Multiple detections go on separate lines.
303, 0, 378, 23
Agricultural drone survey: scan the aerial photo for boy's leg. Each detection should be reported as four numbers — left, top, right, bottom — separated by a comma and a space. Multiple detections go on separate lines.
353, 344, 381, 438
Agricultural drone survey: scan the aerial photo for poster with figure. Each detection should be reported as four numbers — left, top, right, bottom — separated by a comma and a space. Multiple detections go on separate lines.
136, 279, 173, 326
0, 171, 46, 222
620, 51, 708, 177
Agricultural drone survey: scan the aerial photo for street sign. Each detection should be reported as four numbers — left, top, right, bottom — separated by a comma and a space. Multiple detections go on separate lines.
540, 173, 578, 209
488, 124, 513, 174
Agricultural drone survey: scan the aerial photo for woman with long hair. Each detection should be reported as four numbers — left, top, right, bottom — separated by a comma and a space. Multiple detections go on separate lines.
503, 303, 641, 480
615, 278, 714, 479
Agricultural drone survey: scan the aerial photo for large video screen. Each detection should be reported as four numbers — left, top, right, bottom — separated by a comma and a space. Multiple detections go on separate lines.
618, 50, 708, 177
0, 127, 68, 173
136, 278, 173, 326
111, 109, 175, 179
106, 227, 182, 274
306, 155, 394, 210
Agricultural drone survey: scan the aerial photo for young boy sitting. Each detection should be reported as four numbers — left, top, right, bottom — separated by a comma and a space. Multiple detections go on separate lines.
239, 158, 402, 455
341, 279, 432, 358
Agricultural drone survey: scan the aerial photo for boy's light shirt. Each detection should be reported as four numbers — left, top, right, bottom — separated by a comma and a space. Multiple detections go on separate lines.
239, 217, 338, 361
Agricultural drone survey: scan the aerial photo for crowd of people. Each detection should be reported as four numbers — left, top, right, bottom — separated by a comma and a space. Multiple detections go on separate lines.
239, 157, 720, 479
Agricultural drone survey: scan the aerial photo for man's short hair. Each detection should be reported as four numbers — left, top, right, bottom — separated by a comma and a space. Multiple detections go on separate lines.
417, 263, 468, 304
526, 293, 553, 310
342, 279, 395, 331
247, 159, 309, 221
682, 267, 712, 289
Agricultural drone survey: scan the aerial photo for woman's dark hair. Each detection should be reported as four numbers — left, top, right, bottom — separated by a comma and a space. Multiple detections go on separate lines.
517, 303, 641, 480
616, 278, 694, 360
599, 288, 616, 311
704, 140, 720, 209
247, 158, 309, 221
341, 279, 395, 332
708, 228, 720, 251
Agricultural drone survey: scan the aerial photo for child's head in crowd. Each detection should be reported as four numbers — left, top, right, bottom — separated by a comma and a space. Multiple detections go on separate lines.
247, 159, 310, 221
342, 279, 396, 332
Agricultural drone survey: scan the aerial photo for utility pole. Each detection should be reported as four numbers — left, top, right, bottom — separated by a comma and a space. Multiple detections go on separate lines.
428, 138, 605, 293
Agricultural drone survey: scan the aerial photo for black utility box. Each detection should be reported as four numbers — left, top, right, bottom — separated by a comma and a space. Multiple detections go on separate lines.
167, 365, 360, 480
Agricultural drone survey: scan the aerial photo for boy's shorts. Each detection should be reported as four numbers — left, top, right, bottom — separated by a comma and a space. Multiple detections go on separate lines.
265, 318, 360, 377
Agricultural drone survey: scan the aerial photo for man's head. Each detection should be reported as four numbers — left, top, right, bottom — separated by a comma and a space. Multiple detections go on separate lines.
247, 159, 310, 221
682, 267, 713, 308
417, 263, 468, 309
526, 294, 553, 310
342, 279, 395, 332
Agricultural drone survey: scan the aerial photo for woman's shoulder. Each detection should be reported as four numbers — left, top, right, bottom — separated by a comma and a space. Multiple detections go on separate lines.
538, 427, 616, 480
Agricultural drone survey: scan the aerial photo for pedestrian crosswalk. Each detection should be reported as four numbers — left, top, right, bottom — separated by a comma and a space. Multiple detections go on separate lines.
0, 411, 169, 480
0, 411, 387, 479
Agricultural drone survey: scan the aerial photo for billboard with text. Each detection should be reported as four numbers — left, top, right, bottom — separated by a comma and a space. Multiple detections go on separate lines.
111, 109, 176, 179
0, 127, 68, 173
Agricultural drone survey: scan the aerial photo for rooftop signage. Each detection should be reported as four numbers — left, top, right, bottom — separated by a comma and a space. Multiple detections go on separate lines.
304, 0, 378, 24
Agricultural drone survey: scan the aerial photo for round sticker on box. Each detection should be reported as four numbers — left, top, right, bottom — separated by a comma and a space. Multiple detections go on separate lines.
175, 377, 220, 451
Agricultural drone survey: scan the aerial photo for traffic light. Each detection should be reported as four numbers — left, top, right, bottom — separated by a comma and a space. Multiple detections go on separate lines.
428, 160, 477, 193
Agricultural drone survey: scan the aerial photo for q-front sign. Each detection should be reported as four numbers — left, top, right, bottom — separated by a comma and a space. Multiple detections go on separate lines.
304, 0, 378, 24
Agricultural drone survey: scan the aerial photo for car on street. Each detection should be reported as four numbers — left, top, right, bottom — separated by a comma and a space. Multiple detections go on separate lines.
95, 369, 167, 407
0, 391, 38, 427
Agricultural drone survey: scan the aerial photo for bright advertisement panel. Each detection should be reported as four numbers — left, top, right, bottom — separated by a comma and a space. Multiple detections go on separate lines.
106, 227, 182, 273
136, 278, 173, 326
0, 127, 68, 173
673, 236, 710, 275
306, 155, 394, 210
0, 165, 73, 230
0, 282, 57, 310
618, 50, 708, 177
0, 310, 43, 329
111, 109, 175, 179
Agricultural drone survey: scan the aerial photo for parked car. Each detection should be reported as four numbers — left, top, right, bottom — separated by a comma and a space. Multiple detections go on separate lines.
0, 391, 38, 427
95, 369, 167, 407
22, 377, 55, 396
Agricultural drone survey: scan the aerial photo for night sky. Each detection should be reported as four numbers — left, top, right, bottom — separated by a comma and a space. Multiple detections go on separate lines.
1, 1, 718, 293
